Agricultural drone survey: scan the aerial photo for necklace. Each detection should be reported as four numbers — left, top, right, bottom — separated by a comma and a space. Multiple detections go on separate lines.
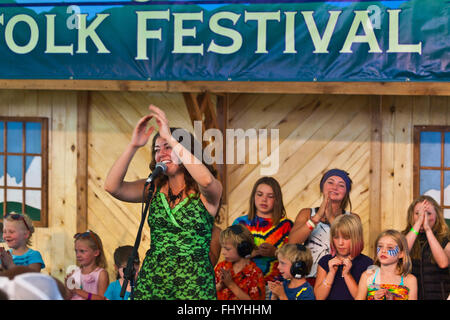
167, 187, 184, 205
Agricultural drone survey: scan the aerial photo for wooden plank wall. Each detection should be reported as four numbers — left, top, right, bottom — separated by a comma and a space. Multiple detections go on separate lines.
226, 93, 373, 254
227, 94, 450, 257
0, 90, 449, 281
0, 90, 78, 280
380, 96, 450, 232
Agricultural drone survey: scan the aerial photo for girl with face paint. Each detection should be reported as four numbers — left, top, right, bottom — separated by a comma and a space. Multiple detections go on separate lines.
356, 230, 417, 300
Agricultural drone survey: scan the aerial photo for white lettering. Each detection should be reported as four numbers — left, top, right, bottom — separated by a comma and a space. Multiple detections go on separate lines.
5, 14, 39, 54
244, 11, 281, 53
45, 14, 73, 54
172, 12, 204, 55
340, 10, 382, 53
302, 10, 341, 53
76, 13, 110, 54
387, 9, 421, 54
208, 11, 242, 54
136, 10, 170, 60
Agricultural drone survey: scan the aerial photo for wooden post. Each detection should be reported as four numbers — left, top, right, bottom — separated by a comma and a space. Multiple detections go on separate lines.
76, 91, 89, 233
369, 96, 382, 254
216, 93, 228, 204
183, 91, 228, 204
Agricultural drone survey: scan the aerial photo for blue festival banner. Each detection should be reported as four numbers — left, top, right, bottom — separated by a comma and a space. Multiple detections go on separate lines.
0, 0, 448, 81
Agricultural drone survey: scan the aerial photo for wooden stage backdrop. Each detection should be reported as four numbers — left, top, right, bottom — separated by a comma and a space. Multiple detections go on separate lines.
0, 89, 449, 283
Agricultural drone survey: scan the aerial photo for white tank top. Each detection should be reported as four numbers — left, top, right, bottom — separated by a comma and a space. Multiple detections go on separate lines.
305, 207, 350, 278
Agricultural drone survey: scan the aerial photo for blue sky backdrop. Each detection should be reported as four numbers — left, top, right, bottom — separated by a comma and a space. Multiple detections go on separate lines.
0, 122, 41, 185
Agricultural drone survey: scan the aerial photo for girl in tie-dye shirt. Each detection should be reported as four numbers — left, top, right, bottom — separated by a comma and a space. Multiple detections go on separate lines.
233, 177, 293, 285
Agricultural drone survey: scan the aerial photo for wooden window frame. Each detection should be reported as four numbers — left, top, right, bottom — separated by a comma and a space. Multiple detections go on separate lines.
0, 117, 48, 227
413, 125, 450, 212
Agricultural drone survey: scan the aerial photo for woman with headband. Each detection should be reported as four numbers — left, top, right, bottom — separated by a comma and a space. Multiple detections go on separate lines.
288, 169, 358, 285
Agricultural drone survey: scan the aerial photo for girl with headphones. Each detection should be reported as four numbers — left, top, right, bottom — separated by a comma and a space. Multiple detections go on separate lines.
268, 243, 315, 300
215, 225, 266, 300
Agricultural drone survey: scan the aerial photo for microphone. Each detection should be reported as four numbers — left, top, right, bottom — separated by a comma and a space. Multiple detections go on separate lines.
144, 162, 167, 186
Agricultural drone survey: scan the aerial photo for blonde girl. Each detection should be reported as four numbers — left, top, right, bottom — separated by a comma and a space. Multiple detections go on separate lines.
289, 169, 357, 283
66, 230, 109, 300
356, 230, 417, 300
403, 195, 449, 299
314, 214, 372, 300
0, 212, 44, 272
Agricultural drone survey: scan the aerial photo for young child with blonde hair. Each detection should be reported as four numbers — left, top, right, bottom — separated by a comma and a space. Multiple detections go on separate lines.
356, 230, 417, 300
215, 224, 265, 300
65, 230, 109, 300
314, 214, 372, 300
0, 212, 45, 272
268, 243, 315, 300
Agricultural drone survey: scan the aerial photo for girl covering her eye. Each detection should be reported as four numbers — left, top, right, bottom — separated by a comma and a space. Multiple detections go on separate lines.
403, 195, 450, 300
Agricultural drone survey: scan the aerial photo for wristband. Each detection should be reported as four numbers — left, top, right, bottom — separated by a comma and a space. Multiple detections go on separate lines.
410, 227, 419, 236
306, 219, 316, 231
87, 293, 92, 300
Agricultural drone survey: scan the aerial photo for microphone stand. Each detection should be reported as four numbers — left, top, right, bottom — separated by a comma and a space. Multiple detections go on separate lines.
120, 181, 155, 300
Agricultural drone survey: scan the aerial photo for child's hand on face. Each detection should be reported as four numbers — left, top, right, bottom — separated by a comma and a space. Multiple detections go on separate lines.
421, 203, 433, 232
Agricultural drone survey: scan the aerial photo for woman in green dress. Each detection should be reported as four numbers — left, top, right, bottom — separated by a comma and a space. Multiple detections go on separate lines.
104, 105, 222, 300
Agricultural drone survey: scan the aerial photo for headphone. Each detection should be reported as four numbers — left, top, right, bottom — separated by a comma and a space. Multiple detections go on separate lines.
229, 225, 254, 258
290, 244, 308, 279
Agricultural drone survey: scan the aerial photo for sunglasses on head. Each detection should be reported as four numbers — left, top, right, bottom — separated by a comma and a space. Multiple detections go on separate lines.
5, 213, 30, 232
74, 230, 101, 249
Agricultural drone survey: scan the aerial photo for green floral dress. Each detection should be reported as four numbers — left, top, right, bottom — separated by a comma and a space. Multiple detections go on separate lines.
133, 189, 217, 300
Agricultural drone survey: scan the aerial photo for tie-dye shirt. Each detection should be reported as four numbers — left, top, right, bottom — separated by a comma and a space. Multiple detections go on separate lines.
233, 215, 293, 282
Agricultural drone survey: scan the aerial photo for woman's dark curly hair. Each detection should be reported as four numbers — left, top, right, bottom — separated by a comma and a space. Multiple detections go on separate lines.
149, 128, 222, 223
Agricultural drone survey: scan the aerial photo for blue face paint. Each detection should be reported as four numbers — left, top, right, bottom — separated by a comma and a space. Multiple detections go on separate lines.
377, 246, 400, 257
388, 246, 399, 257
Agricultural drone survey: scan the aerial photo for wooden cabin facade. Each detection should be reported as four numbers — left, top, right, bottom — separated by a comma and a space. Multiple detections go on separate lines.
0, 81, 448, 282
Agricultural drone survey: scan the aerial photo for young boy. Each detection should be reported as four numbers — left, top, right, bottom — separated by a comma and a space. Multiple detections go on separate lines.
215, 224, 265, 300
268, 243, 315, 300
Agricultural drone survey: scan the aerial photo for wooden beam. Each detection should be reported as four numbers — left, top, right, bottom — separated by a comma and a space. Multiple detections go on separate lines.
0, 80, 448, 96
76, 91, 89, 233
183, 93, 203, 123
369, 96, 382, 255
